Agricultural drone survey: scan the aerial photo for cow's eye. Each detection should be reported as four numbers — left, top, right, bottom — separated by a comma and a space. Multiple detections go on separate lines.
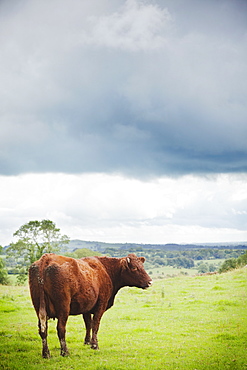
131, 267, 137, 271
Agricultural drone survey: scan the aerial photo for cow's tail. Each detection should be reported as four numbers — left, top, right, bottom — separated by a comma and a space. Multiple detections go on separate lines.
37, 254, 49, 334
39, 285, 47, 333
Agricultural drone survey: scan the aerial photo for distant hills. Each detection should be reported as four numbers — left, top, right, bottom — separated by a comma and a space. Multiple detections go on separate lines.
67, 239, 247, 253
4, 239, 247, 254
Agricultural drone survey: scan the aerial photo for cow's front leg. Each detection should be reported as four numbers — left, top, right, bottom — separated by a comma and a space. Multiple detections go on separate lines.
91, 308, 105, 350
91, 321, 99, 350
83, 313, 92, 345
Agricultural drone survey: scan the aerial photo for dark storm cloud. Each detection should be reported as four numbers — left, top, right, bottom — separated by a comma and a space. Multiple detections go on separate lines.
0, 0, 247, 176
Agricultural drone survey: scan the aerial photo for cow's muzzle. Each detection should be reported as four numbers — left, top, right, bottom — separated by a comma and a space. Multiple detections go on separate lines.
143, 280, 153, 289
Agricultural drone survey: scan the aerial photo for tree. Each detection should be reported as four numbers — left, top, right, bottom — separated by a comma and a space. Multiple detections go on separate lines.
219, 258, 237, 273
154, 257, 165, 266
219, 251, 247, 273
0, 258, 9, 285
6, 220, 69, 283
237, 251, 247, 267
197, 263, 209, 274
209, 263, 217, 272
0, 246, 9, 285
73, 248, 102, 258
167, 257, 194, 269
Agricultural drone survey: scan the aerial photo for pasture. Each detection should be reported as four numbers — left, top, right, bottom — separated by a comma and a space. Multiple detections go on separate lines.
0, 268, 246, 370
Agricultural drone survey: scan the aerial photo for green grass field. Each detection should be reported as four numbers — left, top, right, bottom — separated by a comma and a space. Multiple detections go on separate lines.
0, 268, 246, 370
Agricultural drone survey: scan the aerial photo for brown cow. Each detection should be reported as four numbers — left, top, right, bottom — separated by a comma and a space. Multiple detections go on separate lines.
29, 253, 152, 358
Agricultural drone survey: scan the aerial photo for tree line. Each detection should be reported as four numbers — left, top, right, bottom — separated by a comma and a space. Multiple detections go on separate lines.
102, 246, 245, 270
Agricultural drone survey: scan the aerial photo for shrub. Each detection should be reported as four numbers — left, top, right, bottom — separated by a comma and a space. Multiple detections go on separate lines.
219, 258, 237, 273
237, 251, 247, 267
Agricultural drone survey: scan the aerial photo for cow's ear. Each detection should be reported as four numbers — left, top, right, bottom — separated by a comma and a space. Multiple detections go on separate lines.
121, 257, 129, 269
125, 256, 133, 268
139, 257, 145, 263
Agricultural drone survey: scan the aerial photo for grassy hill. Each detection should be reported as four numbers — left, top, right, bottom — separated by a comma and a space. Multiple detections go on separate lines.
0, 267, 246, 369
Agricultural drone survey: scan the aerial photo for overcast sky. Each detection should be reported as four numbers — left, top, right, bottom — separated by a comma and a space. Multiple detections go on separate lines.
0, 0, 247, 246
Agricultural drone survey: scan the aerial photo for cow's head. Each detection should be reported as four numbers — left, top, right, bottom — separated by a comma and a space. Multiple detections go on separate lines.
121, 254, 153, 289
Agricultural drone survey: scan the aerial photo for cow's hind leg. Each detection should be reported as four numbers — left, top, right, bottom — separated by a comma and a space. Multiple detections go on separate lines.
38, 318, 50, 359
57, 314, 69, 356
83, 313, 92, 345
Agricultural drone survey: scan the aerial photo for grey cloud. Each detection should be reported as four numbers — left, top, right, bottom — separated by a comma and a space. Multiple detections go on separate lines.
86, 0, 171, 51
0, 0, 247, 176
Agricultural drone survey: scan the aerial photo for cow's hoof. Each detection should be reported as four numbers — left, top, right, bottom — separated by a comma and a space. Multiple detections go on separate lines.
91, 344, 99, 350
84, 340, 91, 345
42, 351, 51, 359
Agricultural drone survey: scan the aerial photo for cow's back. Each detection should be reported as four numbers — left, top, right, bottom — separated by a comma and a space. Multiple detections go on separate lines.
29, 253, 113, 319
